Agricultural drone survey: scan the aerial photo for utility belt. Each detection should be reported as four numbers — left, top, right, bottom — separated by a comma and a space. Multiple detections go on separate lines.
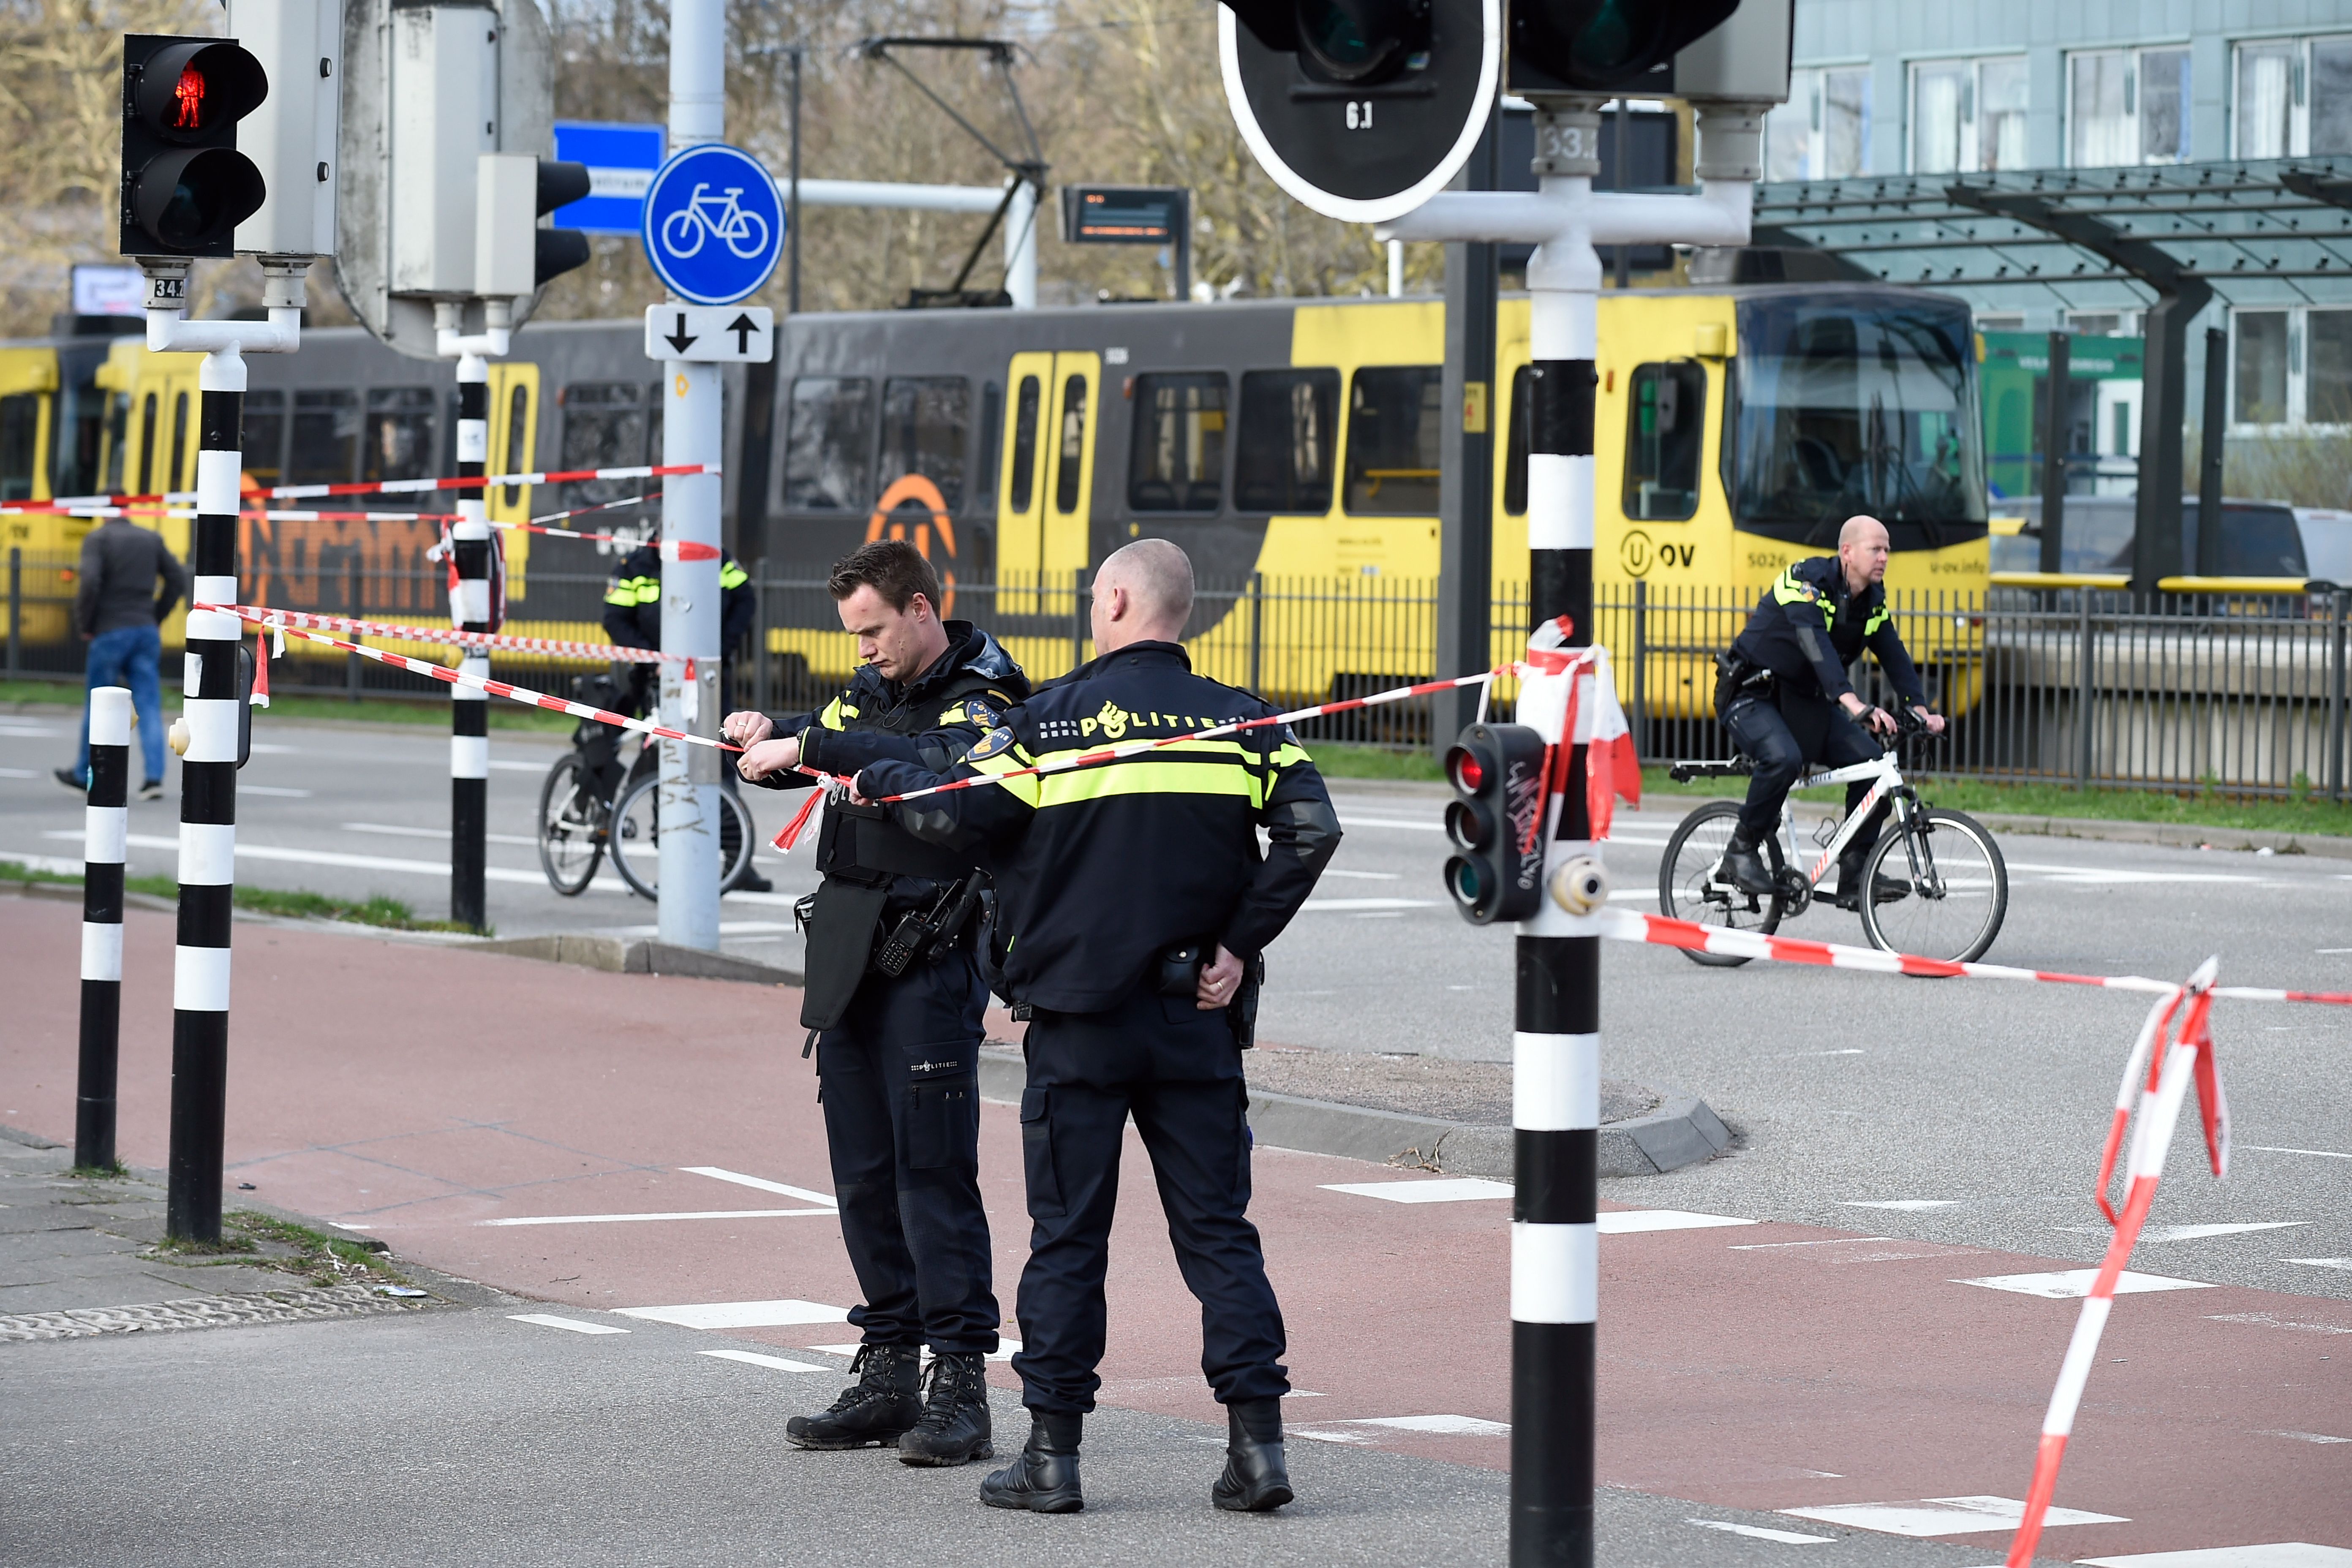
1154, 940, 1266, 1051
795, 795, 985, 1043
1712, 651, 1776, 716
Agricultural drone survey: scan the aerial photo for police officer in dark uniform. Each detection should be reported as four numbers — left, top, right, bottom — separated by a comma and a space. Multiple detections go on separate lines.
602, 537, 773, 892
855, 538, 1341, 1516
1717, 514, 1946, 901
724, 539, 1027, 1469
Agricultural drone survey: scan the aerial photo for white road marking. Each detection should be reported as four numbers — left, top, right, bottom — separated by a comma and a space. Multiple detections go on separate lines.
1300, 897, 1437, 912
2317, 948, 2352, 954
1956, 1270, 2216, 1298
2083, 1546, 2352, 1565
617, 1299, 850, 1330
1347, 1413, 1510, 1435
0, 766, 39, 778
1780, 1495, 2126, 1538
699, 1348, 832, 1373
681, 1166, 838, 1206
2141, 1222, 2309, 1241
1730, 1237, 1895, 1250
247, 743, 298, 754
1321, 1178, 1513, 1203
2287, 1258, 2352, 1271
239, 785, 313, 797
1335, 814, 1441, 831
2205, 1311, 2352, 1334
0, 850, 86, 874
480, 1208, 837, 1226
48, 829, 612, 887
2007, 861, 2264, 885
487, 760, 549, 772
803, 1339, 1020, 1363
1788, 1048, 1867, 1057
508, 1313, 629, 1335
344, 821, 537, 846
1320, 868, 1401, 881
0, 724, 61, 738
2262, 1430, 2352, 1444
1600, 1209, 1757, 1233
1843, 1200, 1962, 1210
1688, 1519, 1836, 1545
2248, 1145, 2352, 1160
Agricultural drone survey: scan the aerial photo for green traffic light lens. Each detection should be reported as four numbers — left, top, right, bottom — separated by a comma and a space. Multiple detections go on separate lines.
1294, 0, 1427, 85
1446, 855, 1488, 910
1573, 0, 1641, 73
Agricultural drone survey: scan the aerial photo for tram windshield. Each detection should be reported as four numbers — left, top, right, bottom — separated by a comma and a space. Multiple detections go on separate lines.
1731, 295, 1987, 551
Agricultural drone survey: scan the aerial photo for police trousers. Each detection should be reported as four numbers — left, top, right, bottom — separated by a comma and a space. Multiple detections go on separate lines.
1012, 987, 1288, 1416
815, 953, 999, 1354
1723, 687, 1890, 852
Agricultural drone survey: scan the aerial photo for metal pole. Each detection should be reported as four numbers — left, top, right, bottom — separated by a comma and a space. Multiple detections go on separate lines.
78, 685, 131, 1171
451, 357, 490, 931
167, 345, 244, 1244
6, 545, 19, 676
347, 552, 363, 702
1631, 577, 1648, 757
1514, 97, 1604, 1568
2197, 324, 2227, 575
1174, 188, 1193, 302
1435, 111, 1500, 760
789, 46, 803, 318
1248, 570, 1264, 695
2039, 330, 2070, 576
1071, 568, 1090, 673
659, 0, 726, 951
1610, 98, 1630, 291
2077, 590, 2095, 789
2331, 589, 2347, 803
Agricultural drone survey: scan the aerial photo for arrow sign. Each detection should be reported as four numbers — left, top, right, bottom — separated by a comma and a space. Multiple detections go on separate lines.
643, 305, 774, 364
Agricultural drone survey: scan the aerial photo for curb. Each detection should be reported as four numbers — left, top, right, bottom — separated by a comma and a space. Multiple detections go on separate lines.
975, 1049, 1729, 1180
470, 933, 801, 986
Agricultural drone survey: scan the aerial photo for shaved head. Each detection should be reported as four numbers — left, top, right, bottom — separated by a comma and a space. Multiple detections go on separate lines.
1092, 538, 1195, 652
1839, 514, 1889, 551
1838, 514, 1892, 592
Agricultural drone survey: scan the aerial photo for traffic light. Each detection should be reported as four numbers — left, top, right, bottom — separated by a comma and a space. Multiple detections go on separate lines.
119, 35, 271, 259
228, 0, 346, 260
1218, 0, 1500, 223
1510, 0, 1738, 95
1442, 722, 1548, 924
475, 154, 592, 296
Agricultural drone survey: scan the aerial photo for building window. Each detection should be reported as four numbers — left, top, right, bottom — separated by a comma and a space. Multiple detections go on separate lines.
1127, 372, 1227, 512
2069, 48, 2190, 167
1909, 56, 2026, 174
2235, 311, 2290, 426
1767, 66, 1873, 180
2235, 35, 2352, 158
2234, 307, 2352, 428
2310, 311, 2352, 425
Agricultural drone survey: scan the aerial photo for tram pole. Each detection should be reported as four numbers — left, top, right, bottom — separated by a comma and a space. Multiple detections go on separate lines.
77, 685, 131, 1171
657, 0, 725, 952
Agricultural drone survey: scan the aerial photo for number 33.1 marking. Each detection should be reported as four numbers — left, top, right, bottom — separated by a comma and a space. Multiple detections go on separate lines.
1345, 101, 1374, 130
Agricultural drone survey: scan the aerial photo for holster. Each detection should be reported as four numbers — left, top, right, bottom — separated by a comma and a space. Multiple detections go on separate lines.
1713, 652, 1773, 718
797, 880, 890, 1032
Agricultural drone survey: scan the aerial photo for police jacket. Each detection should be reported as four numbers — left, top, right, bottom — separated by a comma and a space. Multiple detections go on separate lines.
1728, 555, 1927, 707
601, 543, 754, 658
856, 640, 1343, 1014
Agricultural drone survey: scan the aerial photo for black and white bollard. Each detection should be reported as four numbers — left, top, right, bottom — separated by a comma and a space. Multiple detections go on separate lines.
76, 685, 131, 1171
449, 354, 491, 931
167, 349, 245, 1243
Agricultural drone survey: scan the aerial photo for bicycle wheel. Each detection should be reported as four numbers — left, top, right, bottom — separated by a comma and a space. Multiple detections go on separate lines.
660, 208, 705, 258
608, 773, 757, 900
1859, 807, 2008, 966
537, 754, 604, 896
725, 208, 770, 259
1658, 800, 1785, 967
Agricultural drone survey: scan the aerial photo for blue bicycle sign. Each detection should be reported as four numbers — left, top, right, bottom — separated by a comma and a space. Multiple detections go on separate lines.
641, 143, 784, 306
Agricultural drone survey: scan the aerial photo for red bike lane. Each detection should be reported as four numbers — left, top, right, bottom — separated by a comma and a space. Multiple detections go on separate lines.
5, 896, 2345, 1562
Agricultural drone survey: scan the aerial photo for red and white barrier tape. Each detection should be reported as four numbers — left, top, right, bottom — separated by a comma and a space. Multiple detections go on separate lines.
207, 604, 681, 665
18, 461, 717, 513
2, 490, 659, 542
199, 605, 733, 751
2006, 964, 2225, 1566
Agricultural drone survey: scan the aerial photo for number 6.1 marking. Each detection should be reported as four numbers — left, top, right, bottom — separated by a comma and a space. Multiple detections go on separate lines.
1345, 101, 1374, 130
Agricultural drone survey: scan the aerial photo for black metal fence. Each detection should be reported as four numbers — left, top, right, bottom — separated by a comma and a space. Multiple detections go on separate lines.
10, 547, 2349, 800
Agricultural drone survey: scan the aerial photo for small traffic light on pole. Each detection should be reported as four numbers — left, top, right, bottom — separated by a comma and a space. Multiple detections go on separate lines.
1508, 0, 1742, 94
1442, 722, 1547, 924
473, 154, 593, 296
533, 161, 593, 286
120, 35, 271, 259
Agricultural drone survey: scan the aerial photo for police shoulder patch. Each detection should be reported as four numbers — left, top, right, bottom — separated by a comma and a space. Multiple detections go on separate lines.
961, 697, 999, 730
967, 724, 1017, 762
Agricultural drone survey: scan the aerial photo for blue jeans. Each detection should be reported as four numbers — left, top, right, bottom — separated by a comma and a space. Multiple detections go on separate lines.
76, 624, 167, 785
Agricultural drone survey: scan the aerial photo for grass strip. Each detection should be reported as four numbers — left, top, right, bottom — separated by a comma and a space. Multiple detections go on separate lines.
147, 1209, 414, 1290
0, 860, 483, 933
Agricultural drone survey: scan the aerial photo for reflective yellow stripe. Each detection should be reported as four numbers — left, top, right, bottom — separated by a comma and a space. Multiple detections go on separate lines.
1771, 567, 1810, 607
1864, 603, 1890, 636
818, 696, 847, 731
603, 583, 635, 607
970, 741, 1041, 806
633, 577, 660, 604
1033, 756, 1266, 810
1269, 741, 1313, 770
720, 561, 749, 589
606, 574, 659, 607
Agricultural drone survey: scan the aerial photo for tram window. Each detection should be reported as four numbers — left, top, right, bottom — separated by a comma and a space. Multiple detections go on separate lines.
1007, 375, 1041, 510
1502, 365, 1532, 516
1622, 362, 1705, 520
288, 389, 361, 485
503, 385, 530, 506
1129, 373, 1227, 512
0, 395, 36, 501
783, 376, 872, 511
53, 371, 109, 499
558, 381, 650, 514
1236, 368, 1338, 514
977, 381, 1002, 504
1343, 366, 1443, 515
364, 388, 436, 484
101, 394, 128, 494
879, 377, 969, 512
1054, 375, 1087, 514
168, 392, 190, 491
241, 390, 287, 489
135, 393, 158, 495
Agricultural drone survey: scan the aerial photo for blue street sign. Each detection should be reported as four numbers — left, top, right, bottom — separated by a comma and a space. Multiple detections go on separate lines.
641, 142, 784, 308
551, 121, 666, 237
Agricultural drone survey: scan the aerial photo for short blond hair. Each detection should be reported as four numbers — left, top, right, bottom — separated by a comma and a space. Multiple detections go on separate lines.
1097, 537, 1194, 626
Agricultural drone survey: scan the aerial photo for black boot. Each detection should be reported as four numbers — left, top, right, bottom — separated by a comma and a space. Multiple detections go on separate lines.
785, 1342, 921, 1450
1720, 828, 1775, 895
1210, 1399, 1293, 1512
898, 1350, 994, 1467
1831, 855, 1910, 911
979, 1411, 1083, 1513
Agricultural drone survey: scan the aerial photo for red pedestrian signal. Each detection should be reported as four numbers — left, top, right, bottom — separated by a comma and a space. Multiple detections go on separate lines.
1441, 722, 1547, 924
120, 35, 270, 259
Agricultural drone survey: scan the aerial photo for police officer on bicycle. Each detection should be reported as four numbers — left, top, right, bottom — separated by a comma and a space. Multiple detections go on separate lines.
1716, 515, 1947, 904
722, 539, 1028, 1470
852, 538, 1341, 1517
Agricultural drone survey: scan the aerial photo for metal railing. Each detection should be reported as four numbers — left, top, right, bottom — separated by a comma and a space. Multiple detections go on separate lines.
9, 553, 2348, 800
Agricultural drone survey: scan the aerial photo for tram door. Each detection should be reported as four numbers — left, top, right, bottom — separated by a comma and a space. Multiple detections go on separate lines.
0, 349, 56, 506
996, 350, 1096, 613
483, 360, 541, 593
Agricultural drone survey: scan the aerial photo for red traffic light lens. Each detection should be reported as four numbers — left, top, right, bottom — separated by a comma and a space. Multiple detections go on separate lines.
135, 41, 267, 144
172, 64, 207, 130
1446, 745, 1485, 794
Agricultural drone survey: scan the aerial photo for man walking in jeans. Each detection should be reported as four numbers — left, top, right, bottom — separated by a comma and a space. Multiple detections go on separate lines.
54, 517, 186, 800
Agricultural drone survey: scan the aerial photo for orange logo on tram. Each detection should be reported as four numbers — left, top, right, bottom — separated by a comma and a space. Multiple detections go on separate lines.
867, 474, 958, 615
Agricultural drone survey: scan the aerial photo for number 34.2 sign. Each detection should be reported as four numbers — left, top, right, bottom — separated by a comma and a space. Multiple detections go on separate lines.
640, 142, 785, 307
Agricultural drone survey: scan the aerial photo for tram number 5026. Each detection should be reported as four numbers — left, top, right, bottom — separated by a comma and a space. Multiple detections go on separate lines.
1345, 101, 1375, 130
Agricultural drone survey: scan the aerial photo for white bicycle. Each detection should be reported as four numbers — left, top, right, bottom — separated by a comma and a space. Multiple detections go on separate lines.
659, 184, 771, 261
1658, 714, 2009, 967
